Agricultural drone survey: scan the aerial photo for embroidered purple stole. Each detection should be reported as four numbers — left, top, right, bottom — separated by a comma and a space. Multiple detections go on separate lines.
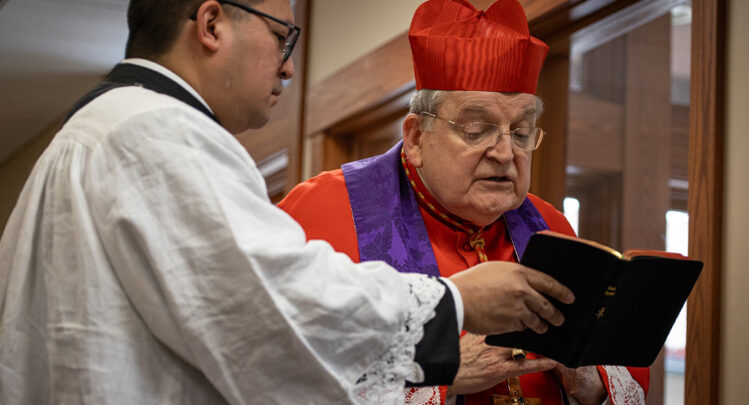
342, 141, 550, 273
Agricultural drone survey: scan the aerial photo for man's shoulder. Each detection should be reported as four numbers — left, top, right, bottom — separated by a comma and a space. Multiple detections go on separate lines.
526, 193, 575, 235
67, 86, 218, 134
61, 86, 231, 153
279, 169, 348, 209
279, 169, 359, 258
526, 193, 559, 214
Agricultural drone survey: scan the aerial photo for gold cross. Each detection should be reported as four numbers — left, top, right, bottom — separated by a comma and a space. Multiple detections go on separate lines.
493, 376, 542, 405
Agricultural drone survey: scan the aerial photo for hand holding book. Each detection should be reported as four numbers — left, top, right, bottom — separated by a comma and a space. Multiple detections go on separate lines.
485, 231, 703, 368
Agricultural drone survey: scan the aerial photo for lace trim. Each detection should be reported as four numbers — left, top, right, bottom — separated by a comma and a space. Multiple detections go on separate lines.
353, 274, 446, 404
602, 366, 646, 405
404, 386, 443, 405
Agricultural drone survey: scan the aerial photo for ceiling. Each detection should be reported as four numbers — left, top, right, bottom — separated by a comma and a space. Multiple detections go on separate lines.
0, 0, 128, 164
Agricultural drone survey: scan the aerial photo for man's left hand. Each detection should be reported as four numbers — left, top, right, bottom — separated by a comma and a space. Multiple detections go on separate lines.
553, 364, 607, 405
447, 334, 557, 396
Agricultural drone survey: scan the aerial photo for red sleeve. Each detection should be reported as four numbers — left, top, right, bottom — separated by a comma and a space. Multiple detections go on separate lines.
277, 169, 361, 262
526, 195, 651, 397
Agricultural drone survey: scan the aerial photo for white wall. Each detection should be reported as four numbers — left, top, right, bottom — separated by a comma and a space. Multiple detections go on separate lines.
721, 0, 749, 402
307, 0, 424, 85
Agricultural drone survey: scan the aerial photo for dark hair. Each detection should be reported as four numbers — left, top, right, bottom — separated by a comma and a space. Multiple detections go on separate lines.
124, 0, 261, 60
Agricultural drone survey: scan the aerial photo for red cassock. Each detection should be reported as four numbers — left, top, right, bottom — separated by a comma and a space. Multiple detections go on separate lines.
279, 169, 649, 405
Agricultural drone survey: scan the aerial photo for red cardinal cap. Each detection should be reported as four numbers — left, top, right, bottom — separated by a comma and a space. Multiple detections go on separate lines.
409, 0, 548, 94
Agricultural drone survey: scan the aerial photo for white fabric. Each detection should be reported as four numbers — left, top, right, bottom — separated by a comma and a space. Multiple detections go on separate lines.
601, 366, 646, 405
122, 58, 213, 113
0, 84, 448, 404
404, 386, 442, 405
440, 278, 463, 333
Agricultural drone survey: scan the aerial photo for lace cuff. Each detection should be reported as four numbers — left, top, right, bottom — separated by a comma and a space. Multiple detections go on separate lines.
601, 366, 646, 405
353, 274, 446, 404
404, 386, 443, 405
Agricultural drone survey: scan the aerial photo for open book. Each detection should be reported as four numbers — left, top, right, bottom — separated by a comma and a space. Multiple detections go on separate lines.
485, 230, 702, 368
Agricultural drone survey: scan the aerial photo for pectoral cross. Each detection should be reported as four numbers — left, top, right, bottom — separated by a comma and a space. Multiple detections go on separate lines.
492, 377, 543, 405
493, 349, 542, 405
596, 307, 606, 319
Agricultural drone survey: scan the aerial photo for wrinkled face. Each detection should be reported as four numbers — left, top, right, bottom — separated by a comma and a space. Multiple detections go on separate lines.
221, 0, 294, 132
408, 91, 538, 227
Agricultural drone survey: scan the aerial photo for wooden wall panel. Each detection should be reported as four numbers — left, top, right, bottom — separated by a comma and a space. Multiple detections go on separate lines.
567, 92, 624, 173
532, 0, 641, 49
621, 15, 671, 252
568, 172, 622, 247
670, 105, 689, 211
532, 50, 570, 210
305, 35, 415, 137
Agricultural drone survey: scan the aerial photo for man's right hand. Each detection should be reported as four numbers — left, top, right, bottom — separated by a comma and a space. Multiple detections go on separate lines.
449, 261, 574, 335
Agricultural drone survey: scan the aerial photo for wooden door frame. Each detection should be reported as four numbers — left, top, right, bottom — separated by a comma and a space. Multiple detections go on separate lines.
686, 0, 725, 403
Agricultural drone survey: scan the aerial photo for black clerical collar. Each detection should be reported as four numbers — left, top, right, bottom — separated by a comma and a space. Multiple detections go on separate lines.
65, 62, 219, 125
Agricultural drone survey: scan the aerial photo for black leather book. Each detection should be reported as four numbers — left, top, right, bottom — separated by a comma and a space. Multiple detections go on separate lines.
485, 231, 703, 368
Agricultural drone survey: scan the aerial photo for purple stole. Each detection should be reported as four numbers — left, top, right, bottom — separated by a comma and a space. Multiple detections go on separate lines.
342, 141, 550, 274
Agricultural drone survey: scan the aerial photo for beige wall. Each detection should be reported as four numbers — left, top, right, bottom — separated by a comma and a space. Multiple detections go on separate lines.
721, 0, 749, 402
307, 0, 424, 85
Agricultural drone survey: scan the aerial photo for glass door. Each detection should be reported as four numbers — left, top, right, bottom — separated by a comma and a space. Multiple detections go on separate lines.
563, 1, 692, 404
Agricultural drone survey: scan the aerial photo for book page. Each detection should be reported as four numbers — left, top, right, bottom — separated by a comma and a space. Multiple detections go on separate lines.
539, 230, 623, 259
622, 249, 689, 261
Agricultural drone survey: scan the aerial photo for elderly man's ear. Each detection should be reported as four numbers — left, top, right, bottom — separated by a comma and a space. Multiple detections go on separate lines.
402, 113, 425, 168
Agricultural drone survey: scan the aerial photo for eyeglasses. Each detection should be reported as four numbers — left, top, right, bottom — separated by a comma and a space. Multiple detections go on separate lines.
420, 112, 544, 151
190, 0, 301, 63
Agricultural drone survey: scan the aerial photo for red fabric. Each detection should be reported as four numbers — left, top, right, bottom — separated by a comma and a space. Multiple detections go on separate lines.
278, 169, 649, 404
409, 0, 549, 94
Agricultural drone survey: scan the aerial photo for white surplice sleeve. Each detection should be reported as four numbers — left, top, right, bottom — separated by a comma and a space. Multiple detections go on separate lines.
82, 92, 446, 404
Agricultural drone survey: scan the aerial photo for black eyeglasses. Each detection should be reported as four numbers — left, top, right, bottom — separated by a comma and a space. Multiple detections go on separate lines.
190, 0, 301, 63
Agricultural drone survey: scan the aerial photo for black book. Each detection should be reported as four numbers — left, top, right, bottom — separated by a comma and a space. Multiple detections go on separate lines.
485, 231, 703, 368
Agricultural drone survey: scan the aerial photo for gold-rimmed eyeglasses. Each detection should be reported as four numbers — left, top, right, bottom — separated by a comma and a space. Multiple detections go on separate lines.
420, 112, 544, 151
190, 0, 301, 63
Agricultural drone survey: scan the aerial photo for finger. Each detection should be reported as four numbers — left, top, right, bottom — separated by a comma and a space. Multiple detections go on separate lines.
525, 269, 575, 304
461, 333, 485, 344
508, 358, 559, 378
523, 288, 565, 327
526, 291, 565, 327
555, 363, 574, 374
504, 317, 526, 334
519, 310, 549, 334
552, 363, 575, 379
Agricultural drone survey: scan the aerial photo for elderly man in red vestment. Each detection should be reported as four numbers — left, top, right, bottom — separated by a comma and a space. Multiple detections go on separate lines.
279, 0, 649, 404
